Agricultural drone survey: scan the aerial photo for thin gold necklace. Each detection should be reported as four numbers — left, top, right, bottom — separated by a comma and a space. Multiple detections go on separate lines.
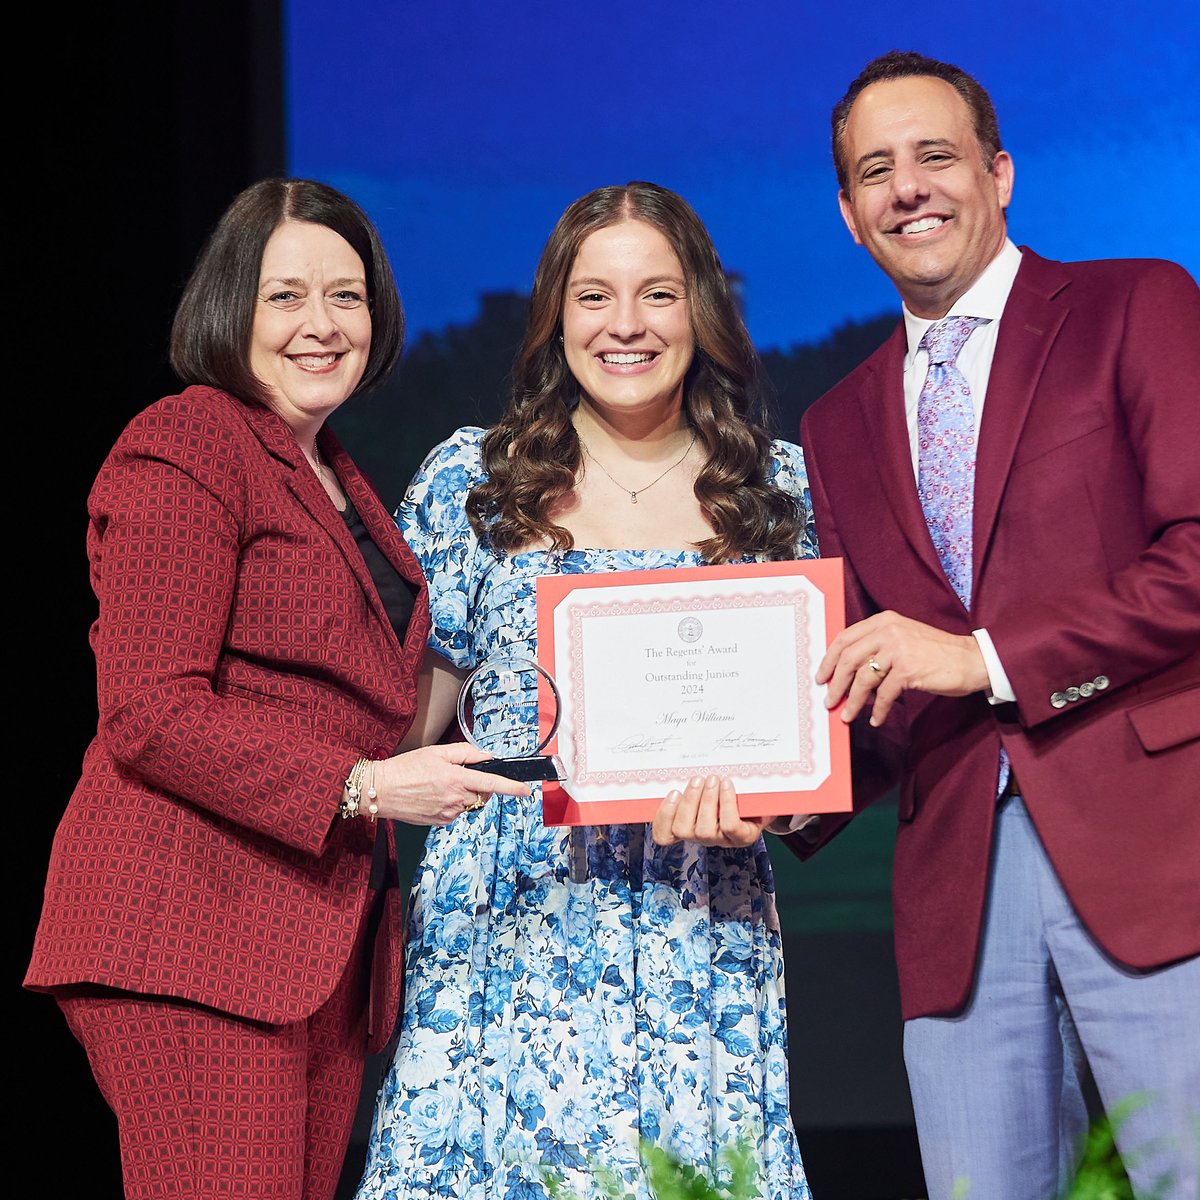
580, 430, 696, 505
310, 443, 329, 487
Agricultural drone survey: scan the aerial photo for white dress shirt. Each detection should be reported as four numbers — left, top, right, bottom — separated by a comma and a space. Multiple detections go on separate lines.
901, 238, 1022, 704
772, 240, 1023, 836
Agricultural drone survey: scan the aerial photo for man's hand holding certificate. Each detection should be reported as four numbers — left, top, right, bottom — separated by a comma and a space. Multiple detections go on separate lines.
536, 559, 851, 825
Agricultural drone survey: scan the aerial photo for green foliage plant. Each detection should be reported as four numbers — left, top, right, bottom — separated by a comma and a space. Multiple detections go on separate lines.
544, 1138, 764, 1200
948, 1096, 1181, 1200
541, 1097, 1195, 1200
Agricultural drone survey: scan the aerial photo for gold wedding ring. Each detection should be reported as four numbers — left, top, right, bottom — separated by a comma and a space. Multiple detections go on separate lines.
868, 658, 884, 676
462, 796, 488, 814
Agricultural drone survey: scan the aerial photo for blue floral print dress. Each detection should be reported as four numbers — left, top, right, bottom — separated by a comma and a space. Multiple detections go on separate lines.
355, 427, 816, 1200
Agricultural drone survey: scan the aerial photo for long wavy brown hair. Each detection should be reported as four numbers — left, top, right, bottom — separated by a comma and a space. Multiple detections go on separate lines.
467, 181, 802, 562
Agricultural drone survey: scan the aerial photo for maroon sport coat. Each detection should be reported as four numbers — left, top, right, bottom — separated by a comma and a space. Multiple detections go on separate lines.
26, 386, 428, 1047
795, 250, 1200, 1020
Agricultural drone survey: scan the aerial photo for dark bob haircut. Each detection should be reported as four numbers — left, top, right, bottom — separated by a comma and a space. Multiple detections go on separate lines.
170, 178, 404, 404
832, 50, 1004, 194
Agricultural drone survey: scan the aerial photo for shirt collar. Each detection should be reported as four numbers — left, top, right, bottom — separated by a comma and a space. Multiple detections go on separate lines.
902, 238, 1022, 362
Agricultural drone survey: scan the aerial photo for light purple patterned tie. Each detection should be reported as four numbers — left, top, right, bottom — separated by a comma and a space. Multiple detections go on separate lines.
916, 316, 988, 607
917, 316, 1010, 795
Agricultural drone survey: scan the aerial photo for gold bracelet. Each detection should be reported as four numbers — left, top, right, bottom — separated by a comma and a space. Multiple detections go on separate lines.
339, 757, 371, 820
366, 760, 379, 822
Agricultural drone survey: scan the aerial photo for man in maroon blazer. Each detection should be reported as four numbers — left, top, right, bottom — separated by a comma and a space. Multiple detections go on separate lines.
795, 51, 1199, 1199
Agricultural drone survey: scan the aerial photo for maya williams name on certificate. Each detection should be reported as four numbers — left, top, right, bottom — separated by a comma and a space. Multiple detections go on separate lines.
536, 558, 850, 826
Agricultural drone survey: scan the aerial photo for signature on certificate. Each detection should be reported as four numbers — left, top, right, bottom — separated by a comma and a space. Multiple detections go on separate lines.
713, 731, 781, 750
613, 734, 680, 754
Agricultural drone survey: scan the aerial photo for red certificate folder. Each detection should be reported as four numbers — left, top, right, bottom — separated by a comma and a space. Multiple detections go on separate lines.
536, 558, 850, 826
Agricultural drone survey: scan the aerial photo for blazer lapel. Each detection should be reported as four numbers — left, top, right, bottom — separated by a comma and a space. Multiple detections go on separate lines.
973, 249, 1071, 589
855, 325, 954, 591
240, 403, 409, 661
323, 430, 432, 662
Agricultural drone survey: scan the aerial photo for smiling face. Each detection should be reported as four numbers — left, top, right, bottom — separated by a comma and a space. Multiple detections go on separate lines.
250, 220, 372, 435
561, 219, 694, 427
837, 74, 1013, 318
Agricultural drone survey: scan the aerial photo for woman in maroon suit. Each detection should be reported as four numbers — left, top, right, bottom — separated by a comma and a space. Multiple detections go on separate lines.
24, 178, 525, 1200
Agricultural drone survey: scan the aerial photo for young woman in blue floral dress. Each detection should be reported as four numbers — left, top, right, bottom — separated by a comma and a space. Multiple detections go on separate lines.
355, 182, 816, 1200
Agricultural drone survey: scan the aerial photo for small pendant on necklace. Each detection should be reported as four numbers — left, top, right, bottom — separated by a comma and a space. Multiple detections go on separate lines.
630, 491, 638, 504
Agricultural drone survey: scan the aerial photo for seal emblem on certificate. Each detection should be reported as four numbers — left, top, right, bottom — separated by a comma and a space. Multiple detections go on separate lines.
535, 558, 851, 826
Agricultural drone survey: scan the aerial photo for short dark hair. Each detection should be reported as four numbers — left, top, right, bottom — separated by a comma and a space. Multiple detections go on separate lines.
170, 178, 404, 403
832, 50, 1003, 193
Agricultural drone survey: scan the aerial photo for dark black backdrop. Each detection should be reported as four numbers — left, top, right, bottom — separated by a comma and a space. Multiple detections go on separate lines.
20, 6, 923, 1195
22, 5, 283, 1192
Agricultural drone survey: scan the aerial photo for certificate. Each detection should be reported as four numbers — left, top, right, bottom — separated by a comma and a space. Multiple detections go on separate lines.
536, 558, 850, 826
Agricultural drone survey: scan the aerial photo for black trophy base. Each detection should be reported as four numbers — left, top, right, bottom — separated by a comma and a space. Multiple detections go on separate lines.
465, 755, 565, 782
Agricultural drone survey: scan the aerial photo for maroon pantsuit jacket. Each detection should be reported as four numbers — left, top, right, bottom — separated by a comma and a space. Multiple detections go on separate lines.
794, 250, 1200, 1020
27, 386, 428, 1050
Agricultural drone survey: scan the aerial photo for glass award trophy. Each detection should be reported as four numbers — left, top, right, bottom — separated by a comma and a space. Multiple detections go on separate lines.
457, 651, 566, 782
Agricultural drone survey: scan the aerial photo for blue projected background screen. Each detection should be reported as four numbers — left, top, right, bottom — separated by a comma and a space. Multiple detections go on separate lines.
282, 0, 1199, 918
283, 0, 1199, 1128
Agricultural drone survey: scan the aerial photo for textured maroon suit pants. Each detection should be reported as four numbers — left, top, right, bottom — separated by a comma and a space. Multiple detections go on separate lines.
55, 916, 370, 1200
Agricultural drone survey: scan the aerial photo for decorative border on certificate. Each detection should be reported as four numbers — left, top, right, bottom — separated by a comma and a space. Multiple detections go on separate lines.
567, 590, 815, 784
536, 558, 850, 826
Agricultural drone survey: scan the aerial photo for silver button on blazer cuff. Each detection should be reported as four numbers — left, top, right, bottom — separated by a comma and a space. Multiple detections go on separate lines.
1050, 674, 1110, 708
